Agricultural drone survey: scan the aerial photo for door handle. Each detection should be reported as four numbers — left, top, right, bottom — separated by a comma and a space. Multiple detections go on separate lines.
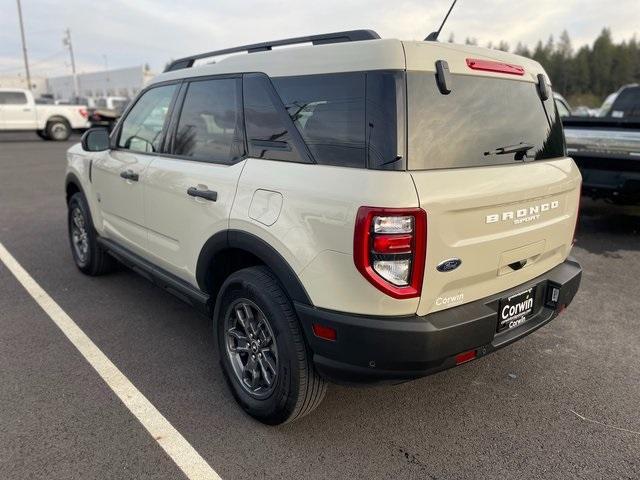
187, 186, 217, 202
120, 170, 139, 181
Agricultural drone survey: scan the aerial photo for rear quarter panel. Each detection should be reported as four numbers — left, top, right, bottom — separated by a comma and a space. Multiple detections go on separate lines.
231, 159, 421, 315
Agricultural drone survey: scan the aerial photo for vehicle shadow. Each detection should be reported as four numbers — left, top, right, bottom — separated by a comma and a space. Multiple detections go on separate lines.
575, 197, 640, 256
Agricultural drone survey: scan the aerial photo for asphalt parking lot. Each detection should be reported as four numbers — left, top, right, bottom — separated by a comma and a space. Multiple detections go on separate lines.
1, 132, 639, 480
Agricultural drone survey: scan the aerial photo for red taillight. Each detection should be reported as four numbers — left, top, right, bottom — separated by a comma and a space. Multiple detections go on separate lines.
312, 323, 337, 341
466, 58, 525, 76
373, 234, 413, 254
353, 207, 427, 299
455, 349, 477, 365
79, 108, 88, 119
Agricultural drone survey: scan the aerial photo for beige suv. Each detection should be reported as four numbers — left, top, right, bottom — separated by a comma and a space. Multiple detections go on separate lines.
65, 30, 582, 425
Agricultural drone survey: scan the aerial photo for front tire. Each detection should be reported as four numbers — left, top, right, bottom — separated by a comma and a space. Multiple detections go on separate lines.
67, 192, 116, 275
216, 266, 327, 425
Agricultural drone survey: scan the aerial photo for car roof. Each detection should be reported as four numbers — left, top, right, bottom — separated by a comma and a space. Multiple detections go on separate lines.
151, 31, 546, 86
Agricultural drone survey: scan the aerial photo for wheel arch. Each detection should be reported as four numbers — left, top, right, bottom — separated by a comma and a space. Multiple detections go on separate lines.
47, 114, 72, 126
65, 172, 84, 203
196, 230, 313, 307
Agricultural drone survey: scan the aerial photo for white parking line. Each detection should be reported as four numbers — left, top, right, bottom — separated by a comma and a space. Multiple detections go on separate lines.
0, 242, 222, 480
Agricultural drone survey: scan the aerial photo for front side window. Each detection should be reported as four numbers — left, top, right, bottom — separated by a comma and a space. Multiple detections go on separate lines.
118, 84, 177, 153
0, 91, 27, 105
174, 78, 245, 163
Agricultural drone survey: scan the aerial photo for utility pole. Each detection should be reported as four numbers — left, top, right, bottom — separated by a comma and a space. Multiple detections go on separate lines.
16, 0, 32, 91
103, 54, 110, 85
63, 28, 78, 99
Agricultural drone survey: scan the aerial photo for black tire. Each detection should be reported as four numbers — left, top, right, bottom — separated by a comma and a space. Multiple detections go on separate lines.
67, 192, 116, 275
216, 266, 327, 425
46, 118, 71, 141
36, 130, 49, 140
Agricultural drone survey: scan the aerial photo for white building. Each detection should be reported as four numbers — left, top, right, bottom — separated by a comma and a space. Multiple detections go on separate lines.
46, 65, 156, 101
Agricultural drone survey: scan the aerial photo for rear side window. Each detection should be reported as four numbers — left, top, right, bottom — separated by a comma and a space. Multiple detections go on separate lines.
0, 91, 27, 105
118, 84, 177, 153
272, 73, 366, 168
173, 78, 245, 163
608, 86, 640, 118
407, 73, 565, 170
243, 74, 304, 163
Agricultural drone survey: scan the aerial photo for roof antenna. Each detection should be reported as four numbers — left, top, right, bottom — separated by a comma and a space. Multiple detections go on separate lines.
425, 0, 459, 41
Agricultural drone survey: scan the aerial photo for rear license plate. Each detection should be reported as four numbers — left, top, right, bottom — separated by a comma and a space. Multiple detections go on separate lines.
497, 287, 536, 332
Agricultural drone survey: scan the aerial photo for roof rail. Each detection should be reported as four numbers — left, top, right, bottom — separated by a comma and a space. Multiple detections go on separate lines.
163, 29, 381, 72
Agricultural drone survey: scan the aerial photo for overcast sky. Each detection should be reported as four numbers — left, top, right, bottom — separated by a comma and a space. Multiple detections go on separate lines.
0, 0, 638, 78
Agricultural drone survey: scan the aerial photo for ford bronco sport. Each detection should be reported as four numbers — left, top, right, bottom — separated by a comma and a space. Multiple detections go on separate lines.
65, 30, 582, 425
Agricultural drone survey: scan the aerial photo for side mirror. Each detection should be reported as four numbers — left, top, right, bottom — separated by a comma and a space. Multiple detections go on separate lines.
81, 128, 110, 152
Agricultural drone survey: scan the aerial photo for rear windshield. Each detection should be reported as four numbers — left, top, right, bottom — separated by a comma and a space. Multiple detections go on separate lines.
407, 72, 565, 170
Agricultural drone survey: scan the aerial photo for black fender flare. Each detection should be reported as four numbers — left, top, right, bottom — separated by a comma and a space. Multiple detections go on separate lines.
196, 230, 313, 306
65, 172, 85, 200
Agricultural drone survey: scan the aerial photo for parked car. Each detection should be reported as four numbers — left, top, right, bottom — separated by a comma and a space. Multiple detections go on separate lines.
95, 96, 130, 111
90, 96, 130, 131
0, 88, 90, 140
553, 92, 572, 117
563, 84, 640, 204
66, 30, 582, 424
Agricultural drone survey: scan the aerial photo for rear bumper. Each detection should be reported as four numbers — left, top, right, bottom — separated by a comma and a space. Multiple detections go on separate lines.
295, 257, 582, 384
572, 154, 640, 200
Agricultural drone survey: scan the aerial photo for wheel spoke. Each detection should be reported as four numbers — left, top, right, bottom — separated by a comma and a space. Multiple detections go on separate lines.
243, 356, 260, 388
260, 350, 277, 375
227, 328, 250, 353
257, 356, 274, 386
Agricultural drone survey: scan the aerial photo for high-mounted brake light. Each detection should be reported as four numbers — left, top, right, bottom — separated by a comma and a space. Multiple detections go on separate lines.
466, 58, 525, 76
354, 207, 427, 299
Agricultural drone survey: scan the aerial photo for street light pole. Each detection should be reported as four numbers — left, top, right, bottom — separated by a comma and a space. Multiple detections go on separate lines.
16, 0, 32, 91
63, 28, 79, 99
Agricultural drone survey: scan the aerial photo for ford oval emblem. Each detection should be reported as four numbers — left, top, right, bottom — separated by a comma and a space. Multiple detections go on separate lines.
436, 258, 462, 272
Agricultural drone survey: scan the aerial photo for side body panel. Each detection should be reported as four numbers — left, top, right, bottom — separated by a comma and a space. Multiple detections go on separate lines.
90, 150, 153, 255
34, 104, 90, 129
143, 157, 246, 282
230, 159, 420, 316
0, 89, 37, 129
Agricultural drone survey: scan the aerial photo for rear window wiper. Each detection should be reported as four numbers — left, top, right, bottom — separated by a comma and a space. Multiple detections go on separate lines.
484, 142, 535, 158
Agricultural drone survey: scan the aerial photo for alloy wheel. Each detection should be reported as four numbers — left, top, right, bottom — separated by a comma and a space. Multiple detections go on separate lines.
224, 299, 279, 398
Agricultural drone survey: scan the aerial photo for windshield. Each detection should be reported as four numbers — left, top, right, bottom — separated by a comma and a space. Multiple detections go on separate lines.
407, 73, 565, 170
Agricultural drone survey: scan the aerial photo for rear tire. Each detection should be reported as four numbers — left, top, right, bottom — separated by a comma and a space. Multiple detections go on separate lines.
46, 118, 71, 141
216, 266, 327, 425
67, 192, 116, 276
36, 130, 49, 140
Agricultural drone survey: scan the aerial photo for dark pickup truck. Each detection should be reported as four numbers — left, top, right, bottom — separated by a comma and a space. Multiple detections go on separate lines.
562, 84, 640, 205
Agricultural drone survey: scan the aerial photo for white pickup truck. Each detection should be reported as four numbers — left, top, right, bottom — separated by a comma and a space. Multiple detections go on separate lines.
0, 88, 91, 141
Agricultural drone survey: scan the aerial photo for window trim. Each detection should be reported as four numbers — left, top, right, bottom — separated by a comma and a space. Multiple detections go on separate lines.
163, 74, 248, 166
